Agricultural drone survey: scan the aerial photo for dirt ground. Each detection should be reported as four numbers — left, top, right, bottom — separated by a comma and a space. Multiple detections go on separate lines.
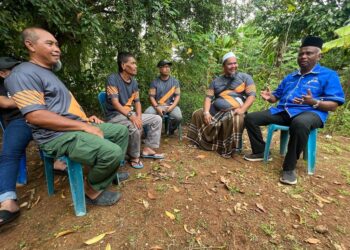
1, 127, 350, 250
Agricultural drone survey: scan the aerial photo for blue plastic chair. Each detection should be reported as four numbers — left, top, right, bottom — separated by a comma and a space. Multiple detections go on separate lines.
42, 153, 86, 216
98, 91, 107, 116
98, 91, 182, 140
263, 124, 318, 175
0, 117, 27, 185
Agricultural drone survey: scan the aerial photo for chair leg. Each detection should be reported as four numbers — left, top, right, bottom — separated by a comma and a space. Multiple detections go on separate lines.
307, 129, 317, 175
279, 130, 289, 156
264, 126, 275, 162
178, 123, 182, 141
66, 157, 86, 216
43, 155, 55, 196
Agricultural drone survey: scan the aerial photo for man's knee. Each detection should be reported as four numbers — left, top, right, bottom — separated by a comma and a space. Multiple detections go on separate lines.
290, 119, 309, 133
153, 114, 162, 125
244, 112, 254, 125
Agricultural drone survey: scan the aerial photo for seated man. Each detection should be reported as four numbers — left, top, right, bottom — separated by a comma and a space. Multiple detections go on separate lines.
244, 36, 345, 185
187, 52, 256, 158
144, 60, 182, 135
5, 28, 129, 220
106, 52, 164, 169
0, 57, 67, 227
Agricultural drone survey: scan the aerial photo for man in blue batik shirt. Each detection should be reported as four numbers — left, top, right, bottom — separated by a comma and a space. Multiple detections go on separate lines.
244, 36, 345, 185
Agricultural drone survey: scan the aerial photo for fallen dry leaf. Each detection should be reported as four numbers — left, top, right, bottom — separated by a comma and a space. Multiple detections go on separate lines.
20, 202, 28, 208
165, 211, 176, 220
61, 190, 66, 199
143, 199, 150, 209
55, 230, 75, 238
311, 192, 331, 204
256, 203, 266, 213
150, 246, 163, 250
195, 236, 203, 246
160, 162, 171, 169
227, 208, 234, 216
147, 191, 157, 200
220, 176, 229, 184
184, 224, 196, 235
84, 233, 106, 245
105, 243, 111, 250
173, 186, 180, 192
31, 196, 41, 208
305, 238, 320, 244
314, 225, 328, 234
195, 154, 206, 159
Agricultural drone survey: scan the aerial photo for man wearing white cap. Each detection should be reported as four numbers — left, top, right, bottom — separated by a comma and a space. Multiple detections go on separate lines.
187, 52, 256, 158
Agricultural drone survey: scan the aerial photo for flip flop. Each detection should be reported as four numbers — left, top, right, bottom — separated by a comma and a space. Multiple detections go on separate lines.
128, 159, 144, 169
113, 172, 130, 185
141, 153, 164, 159
0, 210, 20, 227
85, 190, 121, 206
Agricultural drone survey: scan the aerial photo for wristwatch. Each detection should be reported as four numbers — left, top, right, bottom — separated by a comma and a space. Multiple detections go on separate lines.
312, 100, 321, 109
126, 111, 133, 119
203, 111, 210, 116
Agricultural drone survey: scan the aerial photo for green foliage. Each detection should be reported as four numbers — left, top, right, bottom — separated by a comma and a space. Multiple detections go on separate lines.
0, 0, 349, 134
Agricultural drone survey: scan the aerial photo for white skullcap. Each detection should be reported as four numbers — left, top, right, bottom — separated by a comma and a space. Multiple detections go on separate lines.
222, 52, 237, 64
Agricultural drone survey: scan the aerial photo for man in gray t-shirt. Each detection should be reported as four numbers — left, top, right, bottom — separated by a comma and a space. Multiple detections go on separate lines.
144, 60, 183, 135
5, 27, 129, 210
106, 52, 164, 169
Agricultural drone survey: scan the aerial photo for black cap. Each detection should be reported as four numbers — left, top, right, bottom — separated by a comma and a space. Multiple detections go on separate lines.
301, 36, 323, 49
157, 59, 172, 68
0, 57, 21, 70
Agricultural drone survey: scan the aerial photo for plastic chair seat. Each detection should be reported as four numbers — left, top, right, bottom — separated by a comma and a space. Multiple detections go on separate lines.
42, 153, 86, 216
263, 124, 318, 175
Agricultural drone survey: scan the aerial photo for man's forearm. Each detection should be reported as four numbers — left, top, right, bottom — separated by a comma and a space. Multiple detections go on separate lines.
111, 98, 132, 117
149, 97, 158, 107
314, 100, 339, 112
135, 102, 142, 116
25, 110, 89, 131
203, 97, 211, 112
241, 96, 255, 111
171, 95, 180, 108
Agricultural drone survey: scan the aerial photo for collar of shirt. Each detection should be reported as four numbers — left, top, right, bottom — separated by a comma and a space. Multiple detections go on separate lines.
292, 64, 321, 77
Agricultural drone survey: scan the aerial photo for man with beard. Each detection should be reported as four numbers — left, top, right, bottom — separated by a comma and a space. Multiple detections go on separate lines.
244, 36, 345, 185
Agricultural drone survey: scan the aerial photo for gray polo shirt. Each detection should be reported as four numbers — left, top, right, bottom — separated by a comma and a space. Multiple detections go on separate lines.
207, 72, 256, 114
5, 62, 88, 144
105, 73, 140, 120
148, 76, 180, 105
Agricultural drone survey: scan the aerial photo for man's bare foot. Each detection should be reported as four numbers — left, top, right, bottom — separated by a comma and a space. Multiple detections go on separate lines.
142, 147, 156, 155
54, 159, 67, 171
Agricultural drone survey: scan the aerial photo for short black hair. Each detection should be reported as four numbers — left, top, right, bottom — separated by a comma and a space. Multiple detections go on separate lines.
117, 52, 135, 72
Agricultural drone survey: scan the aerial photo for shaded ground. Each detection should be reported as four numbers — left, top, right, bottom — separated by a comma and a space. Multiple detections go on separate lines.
1, 127, 350, 250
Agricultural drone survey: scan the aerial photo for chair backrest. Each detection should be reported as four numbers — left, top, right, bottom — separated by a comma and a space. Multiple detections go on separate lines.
97, 91, 107, 116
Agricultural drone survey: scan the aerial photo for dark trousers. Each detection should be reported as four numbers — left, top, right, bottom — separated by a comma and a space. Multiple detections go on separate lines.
244, 110, 323, 171
0, 118, 32, 202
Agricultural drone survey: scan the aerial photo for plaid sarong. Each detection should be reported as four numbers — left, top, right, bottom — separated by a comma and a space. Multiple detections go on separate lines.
187, 108, 244, 157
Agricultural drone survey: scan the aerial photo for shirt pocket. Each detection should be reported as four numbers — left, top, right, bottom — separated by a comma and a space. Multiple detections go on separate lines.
301, 79, 322, 96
